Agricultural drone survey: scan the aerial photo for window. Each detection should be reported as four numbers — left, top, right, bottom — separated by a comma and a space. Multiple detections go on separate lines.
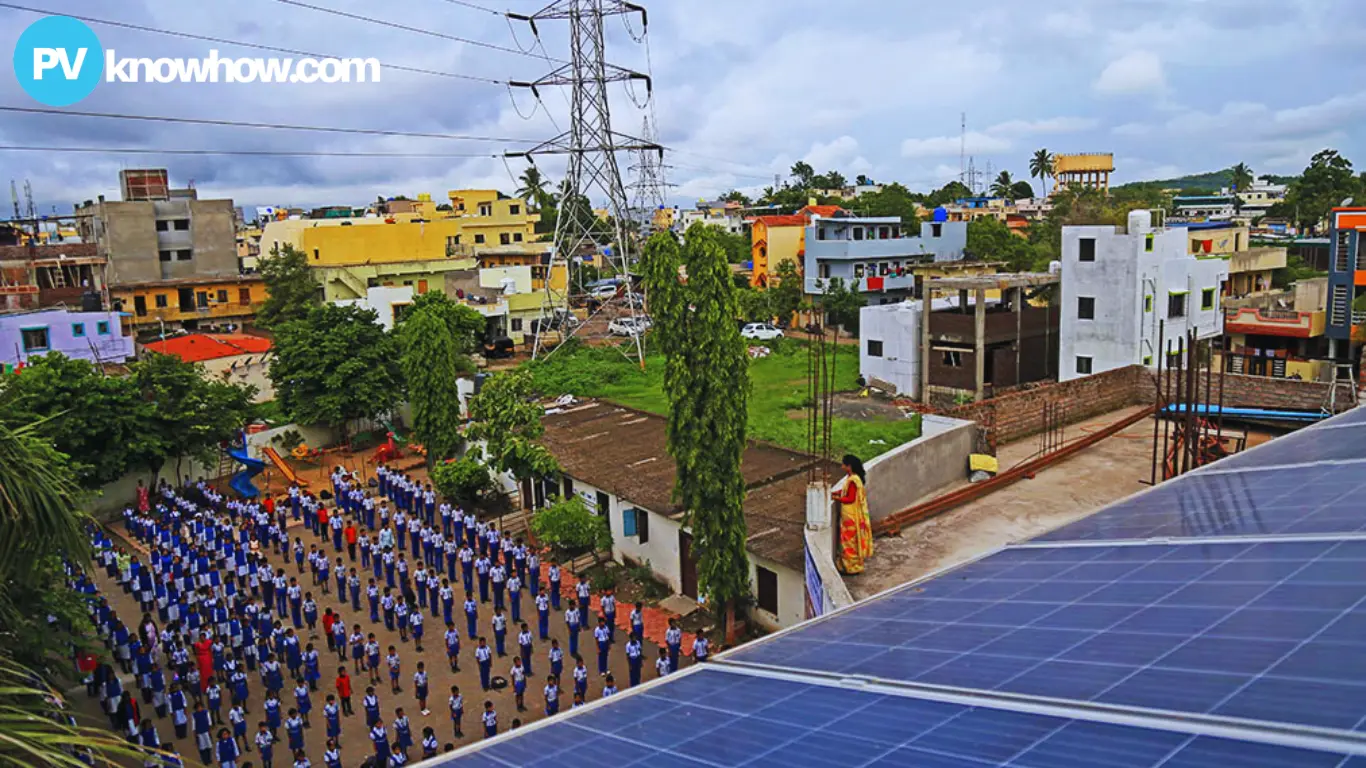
134, 295, 147, 316
159, 250, 173, 262
196, 291, 209, 308
1075, 355, 1093, 375
853, 227, 864, 241
509, 204, 520, 215
636, 509, 649, 544
513, 232, 523, 242
622, 506, 636, 536
474, 234, 486, 244
942, 350, 963, 367
239, 288, 251, 305
562, 477, 574, 499
155, 220, 169, 232
511, 318, 523, 331
1078, 238, 1096, 261
595, 491, 610, 515
155, 294, 168, 308
71, 322, 85, 337
20, 327, 49, 352
500, 233, 511, 245
97, 321, 110, 335
1144, 294, 1153, 313
173, 219, 190, 231
867, 339, 883, 357
1077, 296, 1095, 320
1143, 355, 1153, 366
478, 204, 492, 216
1145, 233, 1154, 252
216, 290, 229, 303
175, 249, 192, 261
1201, 287, 1216, 311
1167, 292, 1187, 318
931, 223, 943, 237
756, 566, 778, 614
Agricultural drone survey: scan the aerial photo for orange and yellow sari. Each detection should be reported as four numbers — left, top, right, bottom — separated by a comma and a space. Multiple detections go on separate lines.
836, 474, 872, 574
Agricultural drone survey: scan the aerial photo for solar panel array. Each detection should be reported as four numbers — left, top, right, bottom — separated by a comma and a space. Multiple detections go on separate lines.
444, 406, 1366, 767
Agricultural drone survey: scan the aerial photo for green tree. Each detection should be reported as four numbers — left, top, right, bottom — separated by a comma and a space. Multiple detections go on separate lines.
397, 295, 477, 463
1282, 149, 1359, 232
1229, 162, 1254, 192
720, 189, 752, 206
789, 161, 815, 188
642, 224, 751, 623
514, 166, 551, 212
1029, 148, 1054, 197
1010, 180, 1037, 200
855, 174, 873, 186
528, 495, 611, 559
132, 352, 258, 483
257, 243, 320, 328
769, 259, 806, 326
269, 304, 403, 438
989, 171, 1015, 198
849, 182, 920, 226
967, 216, 1042, 272
464, 368, 559, 487
708, 227, 751, 264
3, 353, 149, 487
430, 449, 494, 507
736, 285, 773, 323
820, 276, 866, 335
927, 180, 972, 207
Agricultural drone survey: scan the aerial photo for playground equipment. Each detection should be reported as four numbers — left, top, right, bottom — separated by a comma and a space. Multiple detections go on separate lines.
263, 446, 307, 487
373, 432, 403, 464
227, 432, 266, 498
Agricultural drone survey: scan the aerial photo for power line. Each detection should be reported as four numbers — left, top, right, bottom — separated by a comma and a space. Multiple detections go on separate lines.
0, 146, 494, 158
433, 0, 503, 15
0, 1, 506, 84
0, 105, 538, 144
273, 0, 564, 62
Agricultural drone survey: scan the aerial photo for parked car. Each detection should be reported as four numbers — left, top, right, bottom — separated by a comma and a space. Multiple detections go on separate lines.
741, 322, 784, 341
589, 283, 621, 300
608, 316, 652, 337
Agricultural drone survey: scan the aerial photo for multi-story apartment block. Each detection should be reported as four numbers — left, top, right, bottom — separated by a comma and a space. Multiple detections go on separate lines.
1324, 207, 1366, 361
801, 214, 968, 302
1060, 210, 1228, 380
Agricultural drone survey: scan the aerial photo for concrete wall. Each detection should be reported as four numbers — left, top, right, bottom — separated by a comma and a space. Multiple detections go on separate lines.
86, 455, 218, 520
863, 414, 976, 520
89, 198, 237, 284
246, 423, 341, 460
1, 308, 134, 365
860, 301, 921, 397
803, 525, 853, 617
200, 353, 275, 402
747, 552, 806, 631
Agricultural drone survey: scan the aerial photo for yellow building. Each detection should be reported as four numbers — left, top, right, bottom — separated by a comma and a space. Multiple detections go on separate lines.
1184, 223, 1286, 298
1052, 153, 1114, 192
113, 275, 267, 331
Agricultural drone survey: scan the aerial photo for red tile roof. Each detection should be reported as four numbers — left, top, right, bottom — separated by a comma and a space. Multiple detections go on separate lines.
752, 214, 809, 227
142, 333, 272, 363
800, 204, 844, 218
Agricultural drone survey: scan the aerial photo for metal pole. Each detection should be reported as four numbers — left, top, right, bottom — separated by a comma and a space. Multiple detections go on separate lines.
1203, 337, 1213, 467
1217, 330, 1226, 450
1176, 334, 1188, 477
1184, 331, 1198, 475
1150, 320, 1164, 485
1161, 338, 1173, 481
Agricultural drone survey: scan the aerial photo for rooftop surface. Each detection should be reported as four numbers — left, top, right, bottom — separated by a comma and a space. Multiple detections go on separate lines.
142, 332, 272, 363
443, 404, 1366, 767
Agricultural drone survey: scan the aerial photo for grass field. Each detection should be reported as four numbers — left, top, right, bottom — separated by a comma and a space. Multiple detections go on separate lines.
526, 340, 921, 461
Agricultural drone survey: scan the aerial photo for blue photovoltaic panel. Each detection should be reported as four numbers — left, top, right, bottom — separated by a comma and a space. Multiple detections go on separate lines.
1328, 407, 1366, 426
726, 540, 1366, 733
1201, 422, 1366, 473
448, 668, 1356, 767
1034, 462, 1366, 542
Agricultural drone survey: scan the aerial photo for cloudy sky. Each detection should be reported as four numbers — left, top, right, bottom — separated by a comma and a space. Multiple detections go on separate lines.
3, 0, 1365, 214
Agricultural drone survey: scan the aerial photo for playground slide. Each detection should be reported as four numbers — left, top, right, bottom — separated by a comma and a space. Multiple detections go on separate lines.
228, 444, 266, 499
263, 446, 307, 487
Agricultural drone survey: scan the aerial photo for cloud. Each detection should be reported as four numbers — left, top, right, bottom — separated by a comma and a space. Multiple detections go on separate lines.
1094, 51, 1165, 94
901, 131, 1010, 159
986, 117, 1099, 136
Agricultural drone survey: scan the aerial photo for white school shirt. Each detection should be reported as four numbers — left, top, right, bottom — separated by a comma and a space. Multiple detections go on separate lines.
593, 625, 610, 644
665, 627, 682, 646
481, 710, 497, 729
657, 656, 671, 675
475, 646, 491, 664
449, 693, 463, 714
536, 594, 549, 612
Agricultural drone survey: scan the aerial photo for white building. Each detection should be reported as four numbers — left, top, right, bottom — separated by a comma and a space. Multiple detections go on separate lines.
538, 400, 815, 631
1060, 210, 1228, 381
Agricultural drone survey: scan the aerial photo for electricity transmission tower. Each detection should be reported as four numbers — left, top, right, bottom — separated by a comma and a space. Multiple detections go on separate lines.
507, 0, 661, 363
626, 115, 673, 238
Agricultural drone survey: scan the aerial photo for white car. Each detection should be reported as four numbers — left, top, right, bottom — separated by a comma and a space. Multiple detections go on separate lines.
589, 283, 621, 300
608, 316, 652, 336
741, 322, 784, 341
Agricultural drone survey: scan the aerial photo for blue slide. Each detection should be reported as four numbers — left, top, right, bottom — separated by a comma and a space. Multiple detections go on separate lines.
228, 433, 267, 498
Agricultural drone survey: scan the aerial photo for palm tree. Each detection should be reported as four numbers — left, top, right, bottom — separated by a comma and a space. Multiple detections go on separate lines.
514, 166, 550, 211
1029, 149, 1054, 197
990, 170, 1015, 198
1229, 162, 1254, 193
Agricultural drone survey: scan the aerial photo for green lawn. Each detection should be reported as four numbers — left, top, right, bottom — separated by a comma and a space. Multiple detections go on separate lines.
525, 340, 920, 461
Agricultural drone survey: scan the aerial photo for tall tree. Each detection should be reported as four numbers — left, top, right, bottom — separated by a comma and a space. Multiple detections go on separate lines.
514, 166, 551, 212
720, 189, 751, 206
131, 352, 257, 483
789, 161, 815, 188
850, 182, 920, 226
824, 170, 848, 190
1029, 148, 1054, 197
1283, 149, 1358, 232
269, 304, 403, 439
854, 174, 873, 186
990, 171, 1016, 198
257, 244, 320, 329
397, 294, 479, 463
1010, 180, 1037, 200
643, 224, 751, 626
819, 276, 866, 335
1229, 162, 1254, 192
769, 259, 806, 326
464, 369, 559, 490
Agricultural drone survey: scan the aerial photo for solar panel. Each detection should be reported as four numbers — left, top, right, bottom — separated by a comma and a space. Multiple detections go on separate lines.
1035, 462, 1366, 542
726, 539, 1366, 732
1201, 423, 1366, 472
446, 668, 1357, 767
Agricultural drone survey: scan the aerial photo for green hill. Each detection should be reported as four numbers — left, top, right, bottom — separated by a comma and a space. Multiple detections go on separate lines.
1116, 168, 1297, 194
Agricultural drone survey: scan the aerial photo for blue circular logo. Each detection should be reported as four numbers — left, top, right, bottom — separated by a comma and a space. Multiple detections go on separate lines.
13, 16, 104, 106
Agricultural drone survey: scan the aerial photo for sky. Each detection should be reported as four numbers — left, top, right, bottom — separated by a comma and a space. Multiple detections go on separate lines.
2, 0, 1365, 215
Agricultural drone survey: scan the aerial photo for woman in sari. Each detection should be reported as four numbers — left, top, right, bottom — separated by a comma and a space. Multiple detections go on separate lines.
832, 454, 872, 574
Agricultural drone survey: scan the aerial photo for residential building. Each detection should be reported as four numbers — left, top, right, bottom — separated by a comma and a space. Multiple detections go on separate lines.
236, 225, 263, 273
860, 273, 1060, 402
812, 183, 884, 200
1, 307, 134, 366
1052, 152, 1114, 192
1060, 210, 1228, 381
1324, 207, 1366, 361
1218, 277, 1330, 381
677, 200, 747, 234
749, 204, 845, 287
1014, 197, 1054, 220
802, 214, 968, 302
537, 400, 828, 630
1171, 194, 1236, 223
1176, 222, 1286, 298
941, 197, 1012, 223
0, 238, 108, 312
1220, 179, 1287, 219
141, 332, 274, 400
112, 275, 267, 333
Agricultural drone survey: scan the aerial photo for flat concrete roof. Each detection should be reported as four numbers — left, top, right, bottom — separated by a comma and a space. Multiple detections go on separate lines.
924, 272, 1060, 291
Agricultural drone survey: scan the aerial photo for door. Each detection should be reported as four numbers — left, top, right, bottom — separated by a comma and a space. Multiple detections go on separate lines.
133, 295, 147, 316
177, 288, 194, 312
679, 531, 698, 599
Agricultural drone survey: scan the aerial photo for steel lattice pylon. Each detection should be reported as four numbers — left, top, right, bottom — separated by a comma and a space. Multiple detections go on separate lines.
626, 115, 674, 239
508, 0, 661, 363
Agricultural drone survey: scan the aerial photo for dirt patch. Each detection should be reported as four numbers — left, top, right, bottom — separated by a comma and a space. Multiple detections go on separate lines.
831, 392, 913, 422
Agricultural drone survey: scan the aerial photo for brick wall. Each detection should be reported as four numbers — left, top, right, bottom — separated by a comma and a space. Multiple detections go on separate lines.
943, 365, 1146, 445
0, 242, 98, 261
1136, 370, 1337, 413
